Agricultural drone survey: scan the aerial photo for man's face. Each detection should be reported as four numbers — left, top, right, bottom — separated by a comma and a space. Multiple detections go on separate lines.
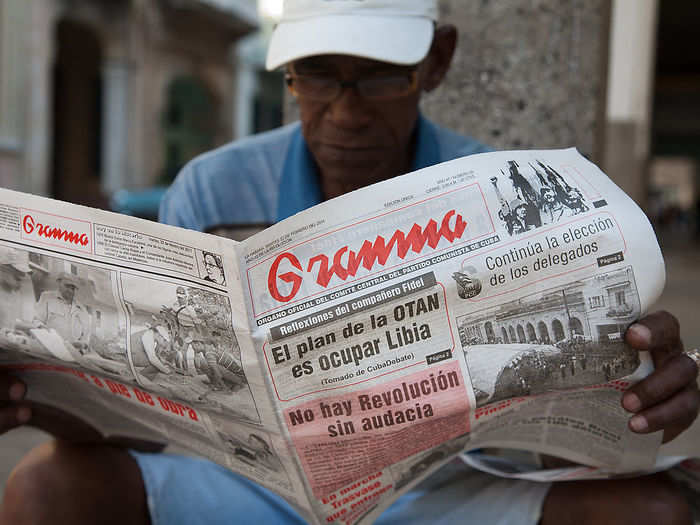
516, 206, 528, 219
567, 189, 580, 202
0, 266, 22, 292
204, 254, 222, 281
292, 55, 424, 196
59, 280, 76, 302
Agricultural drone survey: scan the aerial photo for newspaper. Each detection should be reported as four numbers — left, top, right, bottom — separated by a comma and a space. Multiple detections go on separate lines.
0, 148, 689, 523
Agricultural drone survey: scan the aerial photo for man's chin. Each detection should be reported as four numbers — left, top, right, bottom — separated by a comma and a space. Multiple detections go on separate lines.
322, 165, 397, 193
314, 144, 387, 167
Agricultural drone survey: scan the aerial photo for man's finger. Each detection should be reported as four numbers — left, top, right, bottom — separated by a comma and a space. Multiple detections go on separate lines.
0, 405, 31, 433
622, 353, 697, 412
627, 385, 700, 438
0, 375, 26, 402
626, 310, 683, 366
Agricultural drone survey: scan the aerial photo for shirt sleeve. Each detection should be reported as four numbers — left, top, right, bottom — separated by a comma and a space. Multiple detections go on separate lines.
158, 163, 203, 230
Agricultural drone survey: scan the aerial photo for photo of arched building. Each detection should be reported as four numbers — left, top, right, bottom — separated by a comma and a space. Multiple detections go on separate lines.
459, 266, 640, 347
457, 266, 642, 407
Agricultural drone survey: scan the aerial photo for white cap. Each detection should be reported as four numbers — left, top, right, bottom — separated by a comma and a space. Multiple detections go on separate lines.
266, 0, 438, 70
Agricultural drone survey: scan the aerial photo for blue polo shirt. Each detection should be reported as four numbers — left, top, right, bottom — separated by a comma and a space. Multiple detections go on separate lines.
159, 115, 489, 231
145, 122, 557, 525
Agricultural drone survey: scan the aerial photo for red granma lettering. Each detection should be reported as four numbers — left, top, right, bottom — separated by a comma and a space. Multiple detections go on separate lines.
22, 215, 35, 234
265, 209, 467, 304
268, 252, 303, 302
308, 210, 467, 287
22, 214, 89, 246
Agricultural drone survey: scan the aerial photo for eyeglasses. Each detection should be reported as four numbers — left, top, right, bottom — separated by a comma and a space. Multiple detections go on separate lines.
285, 69, 418, 102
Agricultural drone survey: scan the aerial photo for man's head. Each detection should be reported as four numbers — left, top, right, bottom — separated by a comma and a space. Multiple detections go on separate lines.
0, 265, 25, 292
57, 273, 79, 302
176, 286, 187, 305
566, 187, 583, 205
267, 0, 457, 197
541, 188, 556, 203
0, 249, 31, 292
203, 252, 224, 282
510, 199, 528, 219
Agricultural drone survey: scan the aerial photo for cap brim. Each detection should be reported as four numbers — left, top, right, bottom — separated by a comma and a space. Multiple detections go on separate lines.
266, 15, 434, 70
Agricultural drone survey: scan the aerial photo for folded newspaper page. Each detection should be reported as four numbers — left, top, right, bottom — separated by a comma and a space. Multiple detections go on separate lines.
0, 148, 681, 524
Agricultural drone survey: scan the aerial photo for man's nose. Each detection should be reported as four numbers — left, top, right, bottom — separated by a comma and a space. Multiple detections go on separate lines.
326, 85, 372, 128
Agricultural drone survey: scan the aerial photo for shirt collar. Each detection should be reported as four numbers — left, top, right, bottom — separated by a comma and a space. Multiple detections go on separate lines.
275, 126, 323, 222
410, 113, 442, 172
275, 114, 440, 222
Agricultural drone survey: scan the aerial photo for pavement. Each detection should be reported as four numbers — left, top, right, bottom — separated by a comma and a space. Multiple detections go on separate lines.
650, 242, 700, 350
0, 243, 699, 502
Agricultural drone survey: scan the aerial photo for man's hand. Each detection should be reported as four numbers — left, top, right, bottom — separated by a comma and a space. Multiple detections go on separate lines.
623, 310, 700, 443
0, 373, 31, 434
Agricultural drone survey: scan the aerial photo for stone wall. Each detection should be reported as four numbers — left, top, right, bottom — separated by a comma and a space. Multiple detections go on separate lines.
422, 0, 611, 161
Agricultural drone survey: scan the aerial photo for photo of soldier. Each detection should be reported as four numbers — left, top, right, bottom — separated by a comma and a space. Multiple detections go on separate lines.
490, 159, 591, 236
0, 246, 131, 376
130, 315, 175, 379
507, 160, 541, 229
171, 286, 198, 373
194, 329, 247, 392
34, 272, 91, 355
122, 275, 258, 421
539, 187, 568, 225
508, 198, 537, 234
562, 187, 589, 215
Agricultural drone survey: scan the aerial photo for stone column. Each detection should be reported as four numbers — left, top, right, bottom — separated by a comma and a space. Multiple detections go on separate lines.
0, 0, 28, 189
234, 34, 260, 140
0, 0, 28, 151
23, 0, 58, 195
101, 60, 131, 195
602, 0, 658, 207
422, 0, 611, 162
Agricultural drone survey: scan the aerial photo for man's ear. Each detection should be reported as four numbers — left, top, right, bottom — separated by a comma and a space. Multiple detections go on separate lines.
422, 24, 457, 92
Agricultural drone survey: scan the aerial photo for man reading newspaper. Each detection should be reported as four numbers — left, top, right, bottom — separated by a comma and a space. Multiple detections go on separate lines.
2, 1, 699, 524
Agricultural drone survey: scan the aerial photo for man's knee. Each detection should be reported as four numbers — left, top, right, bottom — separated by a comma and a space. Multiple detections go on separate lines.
541, 473, 692, 525
1, 440, 150, 525
640, 476, 693, 525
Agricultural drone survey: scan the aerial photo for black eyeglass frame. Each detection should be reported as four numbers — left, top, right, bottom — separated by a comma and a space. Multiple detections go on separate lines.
284, 67, 419, 102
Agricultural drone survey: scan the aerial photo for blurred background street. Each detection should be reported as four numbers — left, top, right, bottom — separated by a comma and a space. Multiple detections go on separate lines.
1, 0, 699, 505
